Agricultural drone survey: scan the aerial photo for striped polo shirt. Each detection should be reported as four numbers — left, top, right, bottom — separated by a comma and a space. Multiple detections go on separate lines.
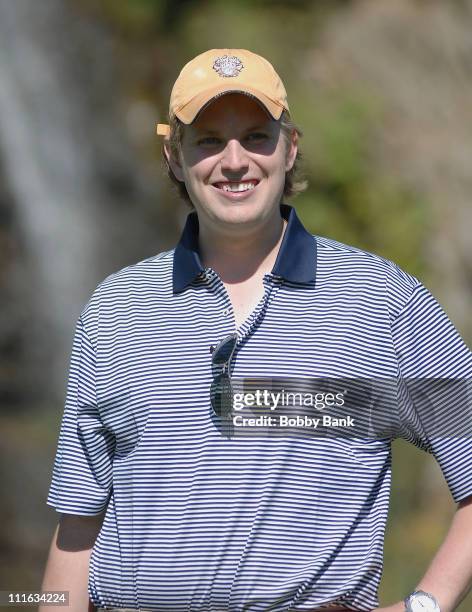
47, 203, 472, 612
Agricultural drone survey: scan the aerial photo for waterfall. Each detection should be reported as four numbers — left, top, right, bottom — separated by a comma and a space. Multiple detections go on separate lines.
0, 0, 163, 406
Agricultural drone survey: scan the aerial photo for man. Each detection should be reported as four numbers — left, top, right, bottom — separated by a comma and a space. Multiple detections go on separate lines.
41, 49, 472, 612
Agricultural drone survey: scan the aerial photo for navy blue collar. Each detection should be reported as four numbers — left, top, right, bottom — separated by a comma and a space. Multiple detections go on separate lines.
173, 203, 317, 293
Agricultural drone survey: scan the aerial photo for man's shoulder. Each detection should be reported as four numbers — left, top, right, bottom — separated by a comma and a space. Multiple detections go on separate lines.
315, 234, 418, 282
315, 234, 399, 267
98, 249, 174, 292
80, 249, 174, 320
313, 234, 421, 312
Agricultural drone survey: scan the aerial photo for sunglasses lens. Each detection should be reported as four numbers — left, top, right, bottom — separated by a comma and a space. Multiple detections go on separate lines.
210, 373, 233, 417
212, 334, 237, 366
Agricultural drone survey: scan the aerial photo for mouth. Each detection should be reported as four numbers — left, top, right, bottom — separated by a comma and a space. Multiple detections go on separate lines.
212, 179, 260, 193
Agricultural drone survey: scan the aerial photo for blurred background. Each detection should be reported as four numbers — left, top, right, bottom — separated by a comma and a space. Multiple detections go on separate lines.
0, 0, 471, 608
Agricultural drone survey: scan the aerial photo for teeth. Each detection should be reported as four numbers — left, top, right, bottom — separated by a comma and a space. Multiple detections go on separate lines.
221, 182, 256, 192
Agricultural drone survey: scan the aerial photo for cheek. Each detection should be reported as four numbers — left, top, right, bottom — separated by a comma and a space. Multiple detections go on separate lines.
182, 153, 217, 185
182, 162, 210, 194
266, 152, 290, 185
267, 139, 291, 177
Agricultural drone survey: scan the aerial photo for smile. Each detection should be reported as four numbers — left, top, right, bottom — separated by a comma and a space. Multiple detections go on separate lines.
212, 179, 260, 193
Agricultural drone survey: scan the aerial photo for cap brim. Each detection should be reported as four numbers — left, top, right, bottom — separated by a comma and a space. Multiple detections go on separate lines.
175, 84, 286, 124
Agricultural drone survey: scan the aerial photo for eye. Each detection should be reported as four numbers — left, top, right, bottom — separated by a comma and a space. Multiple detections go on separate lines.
196, 136, 222, 146
245, 132, 269, 143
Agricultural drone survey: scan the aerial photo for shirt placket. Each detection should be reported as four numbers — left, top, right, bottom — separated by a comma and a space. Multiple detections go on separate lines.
203, 267, 283, 348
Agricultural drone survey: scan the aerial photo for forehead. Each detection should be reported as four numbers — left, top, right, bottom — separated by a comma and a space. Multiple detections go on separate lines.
190, 92, 273, 132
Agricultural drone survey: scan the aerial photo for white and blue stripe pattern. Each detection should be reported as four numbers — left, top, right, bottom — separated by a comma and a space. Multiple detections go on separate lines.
47, 204, 472, 611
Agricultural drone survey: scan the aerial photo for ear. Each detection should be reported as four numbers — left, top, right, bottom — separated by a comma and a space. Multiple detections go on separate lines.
285, 129, 298, 172
163, 140, 185, 182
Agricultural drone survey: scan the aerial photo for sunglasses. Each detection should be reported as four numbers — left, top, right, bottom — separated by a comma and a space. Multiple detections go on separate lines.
210, 332, 238, 418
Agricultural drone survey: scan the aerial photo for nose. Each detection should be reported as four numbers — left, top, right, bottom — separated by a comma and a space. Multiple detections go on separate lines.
220, 139, 249, 174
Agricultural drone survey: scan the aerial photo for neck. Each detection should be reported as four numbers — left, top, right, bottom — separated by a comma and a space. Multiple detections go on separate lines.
197, 208, 287, 284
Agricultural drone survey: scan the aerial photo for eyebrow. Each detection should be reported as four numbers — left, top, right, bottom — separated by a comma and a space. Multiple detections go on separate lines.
193, 128, 219, 136
193, 123, 272, 136
244, 124, 271, 132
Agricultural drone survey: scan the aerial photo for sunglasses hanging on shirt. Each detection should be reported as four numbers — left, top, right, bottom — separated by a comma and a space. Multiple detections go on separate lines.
210, 333, 238, 418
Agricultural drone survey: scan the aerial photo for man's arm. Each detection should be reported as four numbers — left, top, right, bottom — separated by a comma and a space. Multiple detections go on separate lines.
39, 511, 106, 612
376, 494, 472, 612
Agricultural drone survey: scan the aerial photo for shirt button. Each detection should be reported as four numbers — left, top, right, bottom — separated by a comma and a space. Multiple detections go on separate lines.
222, 307, 231, 316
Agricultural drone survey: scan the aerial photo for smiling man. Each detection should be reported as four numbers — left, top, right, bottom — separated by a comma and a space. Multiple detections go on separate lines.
163, 90, 297, 330
42, 49, 472, 612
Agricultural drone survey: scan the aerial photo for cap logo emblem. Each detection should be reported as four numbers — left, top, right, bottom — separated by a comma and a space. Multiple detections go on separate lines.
212, 55, 244, 78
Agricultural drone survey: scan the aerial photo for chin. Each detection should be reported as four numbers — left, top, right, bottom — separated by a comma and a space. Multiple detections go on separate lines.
214, 201, 267, 221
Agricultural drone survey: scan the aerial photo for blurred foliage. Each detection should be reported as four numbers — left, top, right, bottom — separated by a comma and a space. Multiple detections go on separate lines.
293, 87, 429, 278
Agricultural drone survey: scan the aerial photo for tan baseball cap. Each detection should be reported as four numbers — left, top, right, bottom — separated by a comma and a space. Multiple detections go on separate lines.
156, 49, 289, 137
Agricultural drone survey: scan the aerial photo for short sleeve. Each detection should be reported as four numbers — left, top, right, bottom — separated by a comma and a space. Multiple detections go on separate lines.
46, 315, 115, 515
392, 281, 472, 503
